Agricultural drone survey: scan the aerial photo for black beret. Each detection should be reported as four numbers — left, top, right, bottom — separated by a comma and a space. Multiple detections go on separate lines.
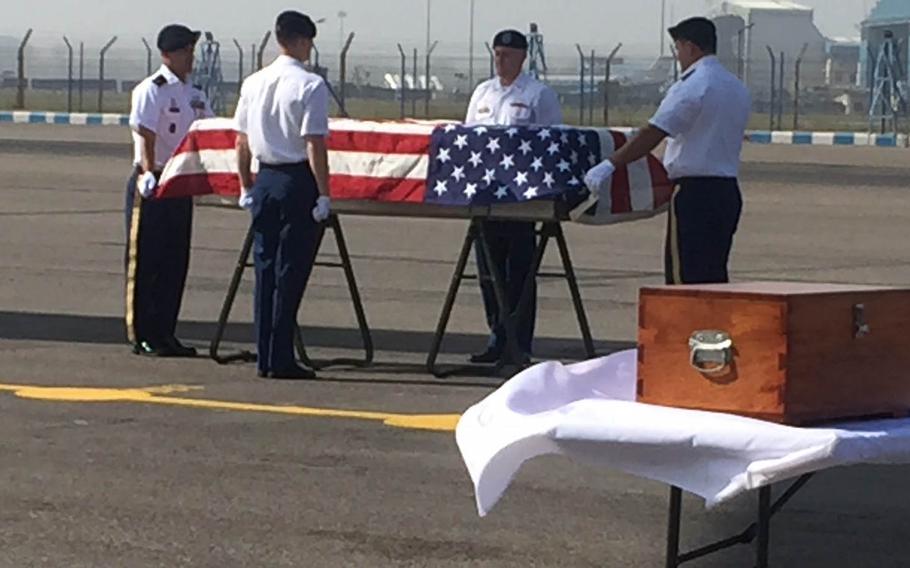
668, 17, 717, 52
493, 29, 528, 50
276, 10, 318, 40
157, 24, 201, 53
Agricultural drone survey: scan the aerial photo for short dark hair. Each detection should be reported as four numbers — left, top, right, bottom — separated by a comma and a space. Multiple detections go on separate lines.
275, 11, 317, 46
668, 17, 717, 54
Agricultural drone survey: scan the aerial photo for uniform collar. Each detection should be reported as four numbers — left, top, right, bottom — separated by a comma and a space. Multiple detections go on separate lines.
680, 55, 718, 80
496, 72, 529, 92
274, 54, 305, 68
157, 64, 183, 85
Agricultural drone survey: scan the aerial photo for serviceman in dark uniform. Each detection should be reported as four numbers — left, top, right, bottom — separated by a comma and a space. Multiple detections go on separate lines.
126, 24, 212, 356
464, 29, 562, 365
586, 17, 751, 284
234, 11, 331, 379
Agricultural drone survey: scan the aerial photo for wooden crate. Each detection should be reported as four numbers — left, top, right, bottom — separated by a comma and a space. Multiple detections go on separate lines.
637, 282, 910, 425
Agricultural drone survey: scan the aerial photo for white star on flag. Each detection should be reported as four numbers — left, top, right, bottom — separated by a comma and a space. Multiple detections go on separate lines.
530, 157, 544, 172
557, 159, 571, 173
514, 171, 529, 186
436, 148, 451, 164
506, 127, 519, 138
568, 176, 581, 186
523, 186, 539, 200
570, 150, 579, 164
547, 142, 561, 156
473, 126, 488, 136
495, 186, 510, 199
454, 134, 469, 149
469, 151, 483, 168
536, 128, 551, 141
589, 154, 598, 166
464, 182, 478, 198
578, 133, 588, 146
518, 140, 533, 155
451, 166, 466, 182
434, 180, 449, 195
500, 154, 515, 170
486, 137, 501, 153
443, 124, 457, 133
482, 168, 496, 184
543, 172, 555, 187
560, 131, 570, 144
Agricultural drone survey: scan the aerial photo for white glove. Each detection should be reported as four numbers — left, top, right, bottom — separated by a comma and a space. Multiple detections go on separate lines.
138, 171, 158, 199
238, 186, 256, 210
312, 195, 331, 222
584, 160, 616, 194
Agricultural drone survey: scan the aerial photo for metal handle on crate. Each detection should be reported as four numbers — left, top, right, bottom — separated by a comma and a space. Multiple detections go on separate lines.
853, 304, 870, 339
688, 330, 734, 375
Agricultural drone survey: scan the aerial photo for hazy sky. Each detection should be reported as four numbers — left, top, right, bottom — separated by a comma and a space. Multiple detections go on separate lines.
1, 0, 875, 55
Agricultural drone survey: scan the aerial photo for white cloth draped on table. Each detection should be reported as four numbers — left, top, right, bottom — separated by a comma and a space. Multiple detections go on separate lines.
456, 350, 910, 517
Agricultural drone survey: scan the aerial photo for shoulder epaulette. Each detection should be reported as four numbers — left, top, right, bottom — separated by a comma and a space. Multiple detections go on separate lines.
152, 75, 167, 87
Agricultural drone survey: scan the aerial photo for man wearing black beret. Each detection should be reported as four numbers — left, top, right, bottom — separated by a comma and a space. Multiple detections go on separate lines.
126, 24, 212, 357
464, 29, 563, 365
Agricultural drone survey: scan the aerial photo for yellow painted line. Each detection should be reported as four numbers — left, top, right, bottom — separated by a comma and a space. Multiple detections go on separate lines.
0, 383, 460, 432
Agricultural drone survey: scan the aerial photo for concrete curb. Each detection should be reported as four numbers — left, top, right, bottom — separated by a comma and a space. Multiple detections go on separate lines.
2, 112, 908, 148
0, 111, 129, 126
745, 130, 908, 148
613, 127, 908, 148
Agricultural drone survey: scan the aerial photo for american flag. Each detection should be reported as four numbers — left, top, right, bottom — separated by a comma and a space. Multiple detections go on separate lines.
426, 123, 598, 207
157, 118, 672, 224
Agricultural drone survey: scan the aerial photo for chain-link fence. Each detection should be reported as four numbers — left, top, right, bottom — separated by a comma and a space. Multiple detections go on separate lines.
0, 29, 900, 134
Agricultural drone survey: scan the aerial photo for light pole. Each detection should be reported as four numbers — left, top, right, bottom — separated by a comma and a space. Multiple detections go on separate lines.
736, 22, 756, 81
468, 0, 475, 90
425, 0, 432, 60
660, 0, 667, 57
337, 11, 347, 53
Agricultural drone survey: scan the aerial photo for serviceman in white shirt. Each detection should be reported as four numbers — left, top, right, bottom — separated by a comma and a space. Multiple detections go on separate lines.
586, 17, 751, 284
126, 24, 212, 357
234, 11, 331, 380
464, 29, 562, 365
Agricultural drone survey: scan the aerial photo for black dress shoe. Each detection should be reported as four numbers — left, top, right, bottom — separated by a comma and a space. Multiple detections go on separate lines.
470, 348, 503, 364
257, 370, 268, 378
160, 337, 197, 358
506, 352, 532, 366
267, 365, 316, 380
132, 340, 162, 356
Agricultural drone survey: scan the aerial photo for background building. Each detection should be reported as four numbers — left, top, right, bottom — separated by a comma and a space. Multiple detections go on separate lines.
713, 0, 827, 103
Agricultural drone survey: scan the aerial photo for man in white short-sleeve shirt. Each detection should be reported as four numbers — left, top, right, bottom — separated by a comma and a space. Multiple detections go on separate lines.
463, 29, 563, 366
126, 24, 212, 358
234, 10, 331, 380
585, 17, 751, 284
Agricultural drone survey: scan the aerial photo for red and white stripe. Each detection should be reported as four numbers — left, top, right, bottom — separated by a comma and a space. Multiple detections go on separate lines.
157, 118, 239, 199
324, 119, 438, 203
158, 117, 442, 202
576, 129, 673, 225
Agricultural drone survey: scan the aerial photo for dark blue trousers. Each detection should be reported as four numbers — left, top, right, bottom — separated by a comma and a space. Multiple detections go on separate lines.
665, 177, 743, 285
124, 170, 193, 346
475, 220, 537, 355
251, 163, 320, 375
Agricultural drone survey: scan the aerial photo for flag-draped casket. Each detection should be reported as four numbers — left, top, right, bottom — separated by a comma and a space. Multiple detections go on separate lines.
157, 117, 673, 225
